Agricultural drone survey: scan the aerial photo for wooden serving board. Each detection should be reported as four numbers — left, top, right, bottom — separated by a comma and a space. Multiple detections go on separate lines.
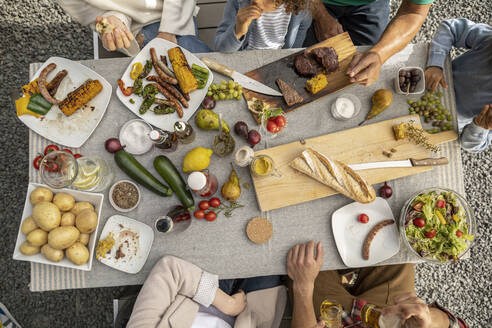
243, 32, 357, 122
252, 115, 458, 212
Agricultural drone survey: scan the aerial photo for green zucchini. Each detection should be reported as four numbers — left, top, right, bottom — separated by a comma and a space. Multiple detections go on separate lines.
114, 150, 172, 197
153, 155, 195, 210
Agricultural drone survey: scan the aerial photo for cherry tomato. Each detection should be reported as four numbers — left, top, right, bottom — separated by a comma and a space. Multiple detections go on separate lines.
436, 199, 446, 208
413, 217, 426, 228
209, 197, 221, 208
456, 230, 463, 238
424, 229, 437, 238
194, 209, 205, 219
358, 213, 369, 224
205, 211, 217, 222
62, 149, 73, 155
33, 155, 43, 170
412, 202, 424, 212
274, 115, 287, 129
74, 154, 83, 159
266, 120, 280, 133
44, 144, 59, 155
43, 161, 59, 173
199, 201, 210, 210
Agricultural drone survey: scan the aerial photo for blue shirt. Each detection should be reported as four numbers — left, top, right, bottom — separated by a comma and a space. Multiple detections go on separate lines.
427, 18, 492, 153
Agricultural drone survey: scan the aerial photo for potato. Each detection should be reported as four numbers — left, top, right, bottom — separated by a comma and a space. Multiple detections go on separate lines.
75, 209, 98, 233
41, 244, 64, 262
48, 226, 80, 250
30, 187, 53, 205
21, 216, 38, 235
71, 202, 94, 216
27, 229, 48, 246
32, 202, 61, 231
19, 241, 40, 255
77, 233, 90, 246
60, 212, 76, 226
66, 242, 89, 265
53, 193, 75, 211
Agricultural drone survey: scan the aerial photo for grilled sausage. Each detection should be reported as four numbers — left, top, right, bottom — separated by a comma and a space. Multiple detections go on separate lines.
362, 219, 394, 260
157, 55, 176, 78
38, 63, 61, 104
146, 75, 189, 108
150, 48, 178, 85
149, 83, 183, 118
46, 69, 68, 96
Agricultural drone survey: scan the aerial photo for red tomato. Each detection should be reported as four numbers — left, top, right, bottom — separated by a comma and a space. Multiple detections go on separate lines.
43, 161, 59, 173
62, 149, 73, 155
74, 154, 83, 159
33, 155, 43, 170
199, 201, 210, 210
412, 202, 424, 212
424, 229, 437, 238
44, 145, 59, 155
209, 197, 221, 208
266, 120, 280, 133
194, 210, 205, 219
205, 211, 217, 222
436, 200, 446, 208
456, 230, 463, 238
274, 115, 287, 128
358, 213, 369, 224
413, 217, 426, 227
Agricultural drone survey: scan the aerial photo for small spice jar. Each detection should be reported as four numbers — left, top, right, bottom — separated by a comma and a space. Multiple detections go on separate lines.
109, 180, 141, 212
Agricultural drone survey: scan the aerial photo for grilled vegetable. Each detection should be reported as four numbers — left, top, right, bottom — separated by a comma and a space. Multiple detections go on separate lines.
15, 95, 40, 118
58, 79, 102, 116
306, 74, 328, 94
139, 60, 153, 79
132, 78, 143, 95
118, 79, 132, 96
130, 62, 143, 80
27, 93, 53, 115
154, 104, 175, 115
168, 47, 198, 94
139, 84, 158, 114
191, 64, 209, 89
154, 156, 194, 210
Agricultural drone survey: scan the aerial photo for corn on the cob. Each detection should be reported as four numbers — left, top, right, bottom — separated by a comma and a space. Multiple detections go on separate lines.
168, 47, 197, 94
58, 79, 102, 116
306, 74, 328, 94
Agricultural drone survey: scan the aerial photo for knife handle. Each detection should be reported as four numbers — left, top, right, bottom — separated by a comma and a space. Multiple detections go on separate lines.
201, 57, 234, 78
410, 157, 449, 166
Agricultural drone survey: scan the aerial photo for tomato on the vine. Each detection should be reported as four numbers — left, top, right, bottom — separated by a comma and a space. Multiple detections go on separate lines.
74, 154, 83, 159
205, 211, 217, 222
209, 197, 221, 208
62, 149, 73, 155
194, 210, 205, 219
274, 115, 287, 128
199, 201, 210, 210
266, 120, 280, 133
33, 155, 43, 170
358, 213, 369, 224
44, 145, 59, 155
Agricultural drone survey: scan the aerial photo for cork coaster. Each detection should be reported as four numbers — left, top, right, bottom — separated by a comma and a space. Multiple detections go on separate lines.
246, 217, 273, 244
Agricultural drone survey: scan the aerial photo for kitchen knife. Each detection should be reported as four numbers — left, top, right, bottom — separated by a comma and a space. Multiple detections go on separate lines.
201, 57, 283, 97
348, 157, 449, 171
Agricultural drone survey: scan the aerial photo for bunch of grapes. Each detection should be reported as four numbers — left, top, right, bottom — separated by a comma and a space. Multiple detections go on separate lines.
207, 80, 243, 101
408, 90, 454, 133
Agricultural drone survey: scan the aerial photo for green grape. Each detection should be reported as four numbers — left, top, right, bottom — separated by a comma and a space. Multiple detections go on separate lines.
227, 94, 232, 100
236, 95, 241, 100
211, 84, 218, 91
213, 94, 219, 101
220, 84, 227, 91
237, 85, 243, 91
238, 90, 243, 96
232, 91, 238, 97
407, 99, 414, 104
221, 80, 227, 85
206, 91, 213, 97
228, 80, 235, 88
437, 92, 443, 97
219, 92, 226, 100
447, 115, 452, 121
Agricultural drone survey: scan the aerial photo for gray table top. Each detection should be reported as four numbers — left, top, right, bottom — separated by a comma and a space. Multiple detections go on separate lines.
28, 44, 464, 291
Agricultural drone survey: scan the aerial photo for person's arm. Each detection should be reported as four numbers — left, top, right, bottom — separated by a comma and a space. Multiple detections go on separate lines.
309, 0, 344, 42
158, 0, 197, 43
347, 0, 431, 86
55, 0, 105, 26
460, 104, 492, 153
287, 241, 324, 328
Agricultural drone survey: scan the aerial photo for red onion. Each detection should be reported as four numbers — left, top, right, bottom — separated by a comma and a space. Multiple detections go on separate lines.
379, 182, 392, 199
105, 138, 125, 153
234, 121, 249, 139
247, 130, 261, 147
201, 96, 216, 110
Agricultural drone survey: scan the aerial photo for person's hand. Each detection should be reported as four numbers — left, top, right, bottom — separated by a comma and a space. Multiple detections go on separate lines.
346, 51, 383, 86
425, 66, 448, 91
313, 12, 343, 42
287, 241, 324, 293
383, 293, 432, 328
235, 5, 262, 39
213, 290, 247, 316
157, 32, 177, 44
473, 104, 492, 130
96, 16, 134, 51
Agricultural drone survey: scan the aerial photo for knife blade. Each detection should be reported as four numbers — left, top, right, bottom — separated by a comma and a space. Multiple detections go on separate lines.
348, 157, 449, 171
201, 57, 282, 97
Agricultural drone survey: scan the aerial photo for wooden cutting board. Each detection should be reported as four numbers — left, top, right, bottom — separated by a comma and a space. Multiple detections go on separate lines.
252, 115, 458, 212
243, 32, 357, 122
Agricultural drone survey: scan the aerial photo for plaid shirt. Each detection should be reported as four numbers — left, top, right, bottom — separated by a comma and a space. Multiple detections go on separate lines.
340, 298, 468, 328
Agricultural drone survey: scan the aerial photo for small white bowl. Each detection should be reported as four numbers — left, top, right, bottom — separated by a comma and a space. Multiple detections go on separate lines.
394, 67, 425, 95
330, 93, 362, 121
109, 180, 141, 212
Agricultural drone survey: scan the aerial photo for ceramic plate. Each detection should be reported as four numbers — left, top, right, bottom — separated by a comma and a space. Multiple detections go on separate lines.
19, 57, 112, 147
97, 215, 154, 274
116, 38, 213, 131
12, 183, 104, 271
332, 197, 400, 267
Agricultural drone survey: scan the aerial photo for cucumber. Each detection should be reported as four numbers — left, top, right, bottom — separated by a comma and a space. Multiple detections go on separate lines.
153, 155, 195, 210
114, 150, 172, 197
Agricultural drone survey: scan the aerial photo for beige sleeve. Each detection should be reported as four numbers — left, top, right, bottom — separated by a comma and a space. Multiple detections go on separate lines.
55, 0, 105, 27
159, 0, 198, 36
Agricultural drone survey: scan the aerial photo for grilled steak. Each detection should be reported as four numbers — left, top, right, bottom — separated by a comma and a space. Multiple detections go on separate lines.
311, 47, 339, 73
294, 53, 319, 77
276, 78, 304, 106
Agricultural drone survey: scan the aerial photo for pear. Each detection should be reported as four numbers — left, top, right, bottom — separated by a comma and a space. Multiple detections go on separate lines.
195, 109, 230, 133
221, 163, 241, 201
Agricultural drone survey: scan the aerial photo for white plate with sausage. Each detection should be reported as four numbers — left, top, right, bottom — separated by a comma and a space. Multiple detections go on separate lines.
332, 197, 400, 267
19, 57, 112, 148
116, 38, 213, 131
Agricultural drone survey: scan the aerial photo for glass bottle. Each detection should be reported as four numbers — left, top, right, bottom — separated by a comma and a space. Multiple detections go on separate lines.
174, 121, 195, 144
361, 304, 402, 328
149, 129, 178, 152
187, 171, 218, 198
319, 299, 342, 327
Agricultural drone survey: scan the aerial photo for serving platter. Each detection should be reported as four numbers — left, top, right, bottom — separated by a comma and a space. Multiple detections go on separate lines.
19, 57, 112, 147
116, 38, 213, 131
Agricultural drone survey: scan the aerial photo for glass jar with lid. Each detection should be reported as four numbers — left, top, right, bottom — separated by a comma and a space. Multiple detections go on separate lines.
187, 170, 218, 198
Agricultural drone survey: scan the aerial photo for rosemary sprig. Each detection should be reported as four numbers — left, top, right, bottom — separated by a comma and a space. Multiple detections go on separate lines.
216, 201, 244, 217
405, 122, 440, 153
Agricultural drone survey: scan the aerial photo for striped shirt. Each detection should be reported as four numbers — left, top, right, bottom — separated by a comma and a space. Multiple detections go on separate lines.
246, 5, 292, 50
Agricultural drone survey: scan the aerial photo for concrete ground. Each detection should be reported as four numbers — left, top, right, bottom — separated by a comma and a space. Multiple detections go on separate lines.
0, 1, 490, 327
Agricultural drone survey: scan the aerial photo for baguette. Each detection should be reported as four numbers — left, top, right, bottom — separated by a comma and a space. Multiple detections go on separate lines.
289, 148, 376, 203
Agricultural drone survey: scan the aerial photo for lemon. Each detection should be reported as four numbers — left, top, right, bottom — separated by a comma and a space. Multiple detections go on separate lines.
73, 175, 101, 189
183, 147, 213, 173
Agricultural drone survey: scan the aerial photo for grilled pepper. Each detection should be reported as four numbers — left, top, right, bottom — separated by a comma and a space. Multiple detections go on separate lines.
117, 79, 133, 96
154, 104, 176, 115
139, 60, 153, 79
16, 95, 40, 118
132, 78, 143, 96
191, 64, 209, 89
27, 93, 53, 115
130, 62, 143, 80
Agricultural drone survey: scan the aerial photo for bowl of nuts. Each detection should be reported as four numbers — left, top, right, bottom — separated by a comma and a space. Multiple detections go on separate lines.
395, 67, 425, 95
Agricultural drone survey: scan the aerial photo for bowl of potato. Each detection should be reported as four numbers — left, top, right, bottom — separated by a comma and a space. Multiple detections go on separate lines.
12, 183, 104, 271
